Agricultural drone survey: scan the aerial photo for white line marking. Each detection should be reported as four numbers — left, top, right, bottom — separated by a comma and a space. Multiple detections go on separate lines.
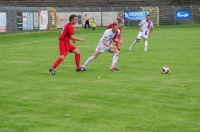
0, 32, 102, 47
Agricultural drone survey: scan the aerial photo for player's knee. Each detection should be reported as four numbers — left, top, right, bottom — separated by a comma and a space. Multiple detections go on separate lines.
115, 49, 119, 54
60, 55, 66, 60
75, 49, 80, 54
93, 53, 100, 58
76, 51, 80, 54
93, 54, 98, 58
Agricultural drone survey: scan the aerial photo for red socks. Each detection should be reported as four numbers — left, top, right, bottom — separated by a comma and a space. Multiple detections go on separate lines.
52, 54, 80, 70
75, 54, 80, 69
52, 57, 64, 70
115, 41, 119, 48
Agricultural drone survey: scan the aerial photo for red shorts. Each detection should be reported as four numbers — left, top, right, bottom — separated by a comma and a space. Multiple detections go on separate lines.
59, 40, 76, 55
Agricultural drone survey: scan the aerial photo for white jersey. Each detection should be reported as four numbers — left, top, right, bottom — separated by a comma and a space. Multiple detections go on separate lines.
139, 19, 153, 35
99, 29, 120, 45
95, 29, 120, 52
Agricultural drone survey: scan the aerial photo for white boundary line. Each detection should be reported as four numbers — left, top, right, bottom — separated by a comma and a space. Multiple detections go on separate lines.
0, 32, 103, 47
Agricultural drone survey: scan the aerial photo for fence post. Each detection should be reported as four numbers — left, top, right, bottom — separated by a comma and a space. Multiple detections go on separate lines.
141, 6, 144, 11
156, 6, 159, 26
86, 6, 89, 12
98, 7, 101, 12
126, 6, 129, 26
173, 6, 176, 25
190, 5, 193, 25
75, 7, 79, 12
111, 7, 114, 12
98, 7, 102, 26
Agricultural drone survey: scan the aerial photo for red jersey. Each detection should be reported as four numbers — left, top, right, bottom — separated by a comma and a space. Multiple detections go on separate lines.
59, 23, 74, 43
107, 24, 122, 32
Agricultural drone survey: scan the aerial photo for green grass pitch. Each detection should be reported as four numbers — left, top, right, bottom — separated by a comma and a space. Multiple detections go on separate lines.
0, 25, 200, 131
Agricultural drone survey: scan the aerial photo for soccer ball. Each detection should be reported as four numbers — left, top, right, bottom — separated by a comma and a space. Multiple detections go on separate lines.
161, 66, 170, 74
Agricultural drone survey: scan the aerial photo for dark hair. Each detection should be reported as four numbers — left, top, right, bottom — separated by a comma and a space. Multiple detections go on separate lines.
69, 14, 77, 21
112, 23, 118, 27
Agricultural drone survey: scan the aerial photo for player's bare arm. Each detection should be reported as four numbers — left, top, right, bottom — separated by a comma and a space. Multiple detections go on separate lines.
71, 35, 85, 42
118, 32, 124, 44
138, 25, 143, 32
149, 28, 153, 37
103, 40, 116, 49
118, 32, 122, 41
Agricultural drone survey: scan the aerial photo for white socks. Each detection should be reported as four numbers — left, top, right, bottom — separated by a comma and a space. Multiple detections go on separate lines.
83, 53, 119, 68
144, 40, 148, 51
83, 56, 94, 67
111, 53, 119, 67
129, 40, 148, 51
129, 40, 137, 50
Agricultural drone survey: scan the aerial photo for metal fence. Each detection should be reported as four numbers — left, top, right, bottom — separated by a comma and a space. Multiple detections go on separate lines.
0, 6, 199, 34
158, 6, 200, 25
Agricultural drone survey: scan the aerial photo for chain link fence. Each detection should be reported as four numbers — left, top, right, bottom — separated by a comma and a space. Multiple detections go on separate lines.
0, 6, 199, 34
158, 6, 200, 25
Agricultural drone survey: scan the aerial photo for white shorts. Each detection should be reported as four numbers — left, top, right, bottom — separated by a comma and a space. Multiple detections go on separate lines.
95, 42, 111, 53
137, 31, 148, 39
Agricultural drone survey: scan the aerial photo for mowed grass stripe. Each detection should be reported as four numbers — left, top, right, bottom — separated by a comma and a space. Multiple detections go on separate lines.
0, 25, 200, 131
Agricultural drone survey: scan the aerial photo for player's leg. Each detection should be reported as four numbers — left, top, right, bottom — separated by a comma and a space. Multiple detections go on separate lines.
81, 44, 105, 70
129, 32, 142, 50
69, 44, 83, 72
49, 55, 66, 75
144, 38, 148, 51
82, 52, 100, 68
129, 38, 140, 50
49, 42, 68, 75
92, 27, 95, 31
108, 48, 120, 70
87, 21, 90, 29
71, 48, 81, 71
51, 55, 66, 70
84, 21, 87, 29
115, 41, 119, 49
86, 21, 88, 29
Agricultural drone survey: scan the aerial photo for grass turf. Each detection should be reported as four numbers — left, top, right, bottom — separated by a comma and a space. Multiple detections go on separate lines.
0, 25, 200, 131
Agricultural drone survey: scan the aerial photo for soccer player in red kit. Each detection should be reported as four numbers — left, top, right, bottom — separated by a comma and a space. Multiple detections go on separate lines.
107, 20, 123, 50
49, 14, 85, 75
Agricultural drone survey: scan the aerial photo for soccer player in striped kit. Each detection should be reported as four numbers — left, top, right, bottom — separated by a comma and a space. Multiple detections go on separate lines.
81, 23, 121, 70
107, 20, 122, 50
129, 14, 153, 51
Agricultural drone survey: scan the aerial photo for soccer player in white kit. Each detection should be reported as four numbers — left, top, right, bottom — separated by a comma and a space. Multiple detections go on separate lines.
129, 14, 153, 51
81, 23, 121, 70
